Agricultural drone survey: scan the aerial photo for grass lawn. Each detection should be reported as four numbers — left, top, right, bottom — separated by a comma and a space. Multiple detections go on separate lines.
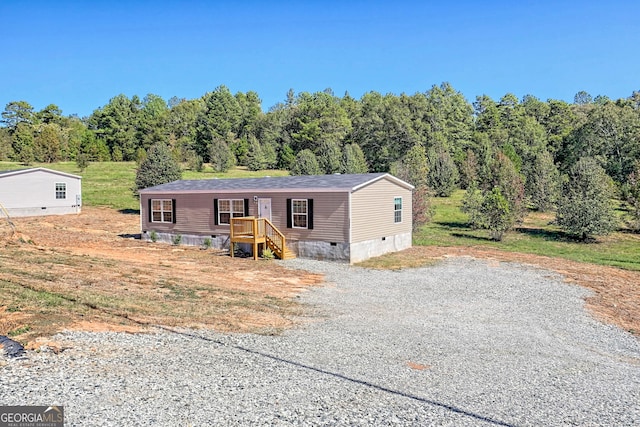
0, 161, 289, 212
2, 161, 638, 271
415, 190, 640, 271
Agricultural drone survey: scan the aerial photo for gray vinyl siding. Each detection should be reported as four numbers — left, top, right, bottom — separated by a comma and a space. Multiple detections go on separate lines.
350, 177, 413, 243
141, 191, 349, 242
275, 191, 349, 243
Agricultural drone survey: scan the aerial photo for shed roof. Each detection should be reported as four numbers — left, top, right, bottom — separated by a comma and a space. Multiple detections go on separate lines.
0, 167, 81, 180
139, 173, 413, 194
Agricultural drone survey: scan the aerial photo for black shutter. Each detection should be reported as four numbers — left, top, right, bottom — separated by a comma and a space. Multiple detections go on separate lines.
286, 199, 292, 228
213, 199, 219, 225
148, 199, 152, 222
307, 199, 313, 230
244, 199, 250, 216
172, 199, 177, 224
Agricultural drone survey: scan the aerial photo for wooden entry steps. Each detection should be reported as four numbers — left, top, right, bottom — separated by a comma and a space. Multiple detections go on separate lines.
230, 217, 295, 260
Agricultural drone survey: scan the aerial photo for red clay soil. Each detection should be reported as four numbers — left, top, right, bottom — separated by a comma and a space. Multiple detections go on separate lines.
1, 207, 638, 346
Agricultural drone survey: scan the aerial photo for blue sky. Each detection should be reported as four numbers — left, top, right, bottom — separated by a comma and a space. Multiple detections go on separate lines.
1, 1, 638, 118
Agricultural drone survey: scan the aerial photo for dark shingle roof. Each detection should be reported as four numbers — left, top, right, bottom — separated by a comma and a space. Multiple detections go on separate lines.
140, 173, 412, 193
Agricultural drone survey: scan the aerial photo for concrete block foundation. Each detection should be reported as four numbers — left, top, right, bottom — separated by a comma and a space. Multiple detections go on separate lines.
142, 231, 230, 249
349, 232, 412, 264
141, 231, 412, 263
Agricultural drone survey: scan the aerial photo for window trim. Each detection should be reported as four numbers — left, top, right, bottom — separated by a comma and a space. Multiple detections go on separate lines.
291, 198, 308, 229
55, 182, 66, 200
150, 199, 174, 223
394, 196, 403, 224
217, 198, 246, 225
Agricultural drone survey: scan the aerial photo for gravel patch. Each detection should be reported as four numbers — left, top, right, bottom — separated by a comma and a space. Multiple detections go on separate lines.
2, 257, 639, 426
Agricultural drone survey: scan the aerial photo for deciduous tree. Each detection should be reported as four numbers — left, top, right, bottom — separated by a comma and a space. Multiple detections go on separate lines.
624, 161, 640, 231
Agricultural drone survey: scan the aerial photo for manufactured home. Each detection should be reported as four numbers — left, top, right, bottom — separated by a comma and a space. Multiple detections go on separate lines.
138, 173, 413, 263
0, 168, 82, 217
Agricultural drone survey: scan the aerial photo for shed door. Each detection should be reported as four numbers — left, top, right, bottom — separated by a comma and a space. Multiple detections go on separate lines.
258, 198, 272, 221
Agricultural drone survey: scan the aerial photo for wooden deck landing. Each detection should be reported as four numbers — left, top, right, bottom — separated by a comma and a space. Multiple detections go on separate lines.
230, 217, 295, 260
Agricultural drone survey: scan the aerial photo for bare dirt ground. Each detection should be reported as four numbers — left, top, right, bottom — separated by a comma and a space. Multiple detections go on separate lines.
1, 208, 638, 350
0, 207, 323, 349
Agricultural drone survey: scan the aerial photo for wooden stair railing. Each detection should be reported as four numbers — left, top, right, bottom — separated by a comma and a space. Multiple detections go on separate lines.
263, 218, 294, 259
230, 217, 295, 260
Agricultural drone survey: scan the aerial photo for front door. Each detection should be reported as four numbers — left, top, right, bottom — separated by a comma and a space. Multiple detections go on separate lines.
258, 198, 272, 221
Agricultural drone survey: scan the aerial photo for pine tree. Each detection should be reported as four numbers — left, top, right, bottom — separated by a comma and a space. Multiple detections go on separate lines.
526, 150, 560, 212
245, 136, 266, 171
460, 151, 525, 240
290, 149, 321, 175
134, 142, 182, 194
209, 138, 235, 172
428, 148, 459, 197
556, 157, 617, 240
481, 187, 511, 241
342, 143, 368, 174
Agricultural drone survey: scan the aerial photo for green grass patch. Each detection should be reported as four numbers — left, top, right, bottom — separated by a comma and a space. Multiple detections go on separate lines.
415, 190, 640, 271
8, 325, 31, 337
0, 279, 75, 310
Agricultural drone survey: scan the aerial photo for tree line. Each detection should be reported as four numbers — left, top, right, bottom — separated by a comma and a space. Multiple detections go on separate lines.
2, 84, 640, 239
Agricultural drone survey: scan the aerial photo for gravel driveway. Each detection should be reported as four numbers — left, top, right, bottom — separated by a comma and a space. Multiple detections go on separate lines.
2, 257, 639, 426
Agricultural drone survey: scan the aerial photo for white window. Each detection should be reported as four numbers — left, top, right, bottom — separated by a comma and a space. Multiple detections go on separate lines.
394, 197, 402, 223
151, 199, 174, 223
55, 182, 66, 199
292, 199, 308, 228
218, 199, 245, 224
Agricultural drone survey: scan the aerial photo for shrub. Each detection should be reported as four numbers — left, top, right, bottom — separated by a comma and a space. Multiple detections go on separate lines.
412, 186, 433, 231
203, 237, 212, 249
172, 234, 182, 246
262, 247, 275, 260
149, 230, 158, 242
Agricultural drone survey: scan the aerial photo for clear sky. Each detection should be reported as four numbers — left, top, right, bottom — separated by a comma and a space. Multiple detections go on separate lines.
1, 1, 638, 118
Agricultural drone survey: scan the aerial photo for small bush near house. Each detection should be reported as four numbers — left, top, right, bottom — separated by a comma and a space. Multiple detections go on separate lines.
149, 230, 158, 242
262, 247, 275, 260
203, 237, 212, 249
172, 234, 183, 246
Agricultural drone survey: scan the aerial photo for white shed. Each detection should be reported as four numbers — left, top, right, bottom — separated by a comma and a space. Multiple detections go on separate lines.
0, 168, 82, 217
